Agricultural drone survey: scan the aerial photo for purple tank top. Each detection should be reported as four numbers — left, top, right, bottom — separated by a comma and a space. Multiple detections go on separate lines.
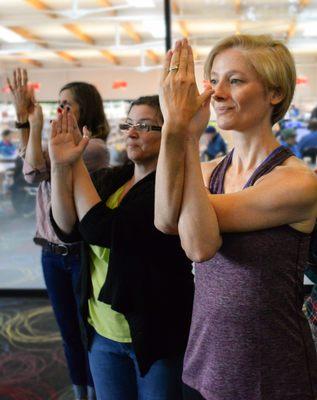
183, 146, 317, 400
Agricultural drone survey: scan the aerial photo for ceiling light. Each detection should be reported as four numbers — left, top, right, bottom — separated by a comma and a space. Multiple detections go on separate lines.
143, 20, 165, 38
0, 26, 26, 43
126, 0, 155, 8
303, 24, 317, 37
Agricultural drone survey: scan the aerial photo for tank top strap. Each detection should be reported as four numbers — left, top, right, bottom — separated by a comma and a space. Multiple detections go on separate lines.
209, 150, 234, 194
209, 145, 294, 194
244, 145, 294, 188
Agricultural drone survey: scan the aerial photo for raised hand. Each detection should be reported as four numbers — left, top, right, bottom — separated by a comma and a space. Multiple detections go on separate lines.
7, 68, 34, 121
159, 39, 213, 138
49, 109, 89, 166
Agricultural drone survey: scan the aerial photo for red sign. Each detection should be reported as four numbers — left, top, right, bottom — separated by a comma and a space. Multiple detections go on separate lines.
112, 80, 128, 89
2, 82, 40, 93
296, 76, 308, 85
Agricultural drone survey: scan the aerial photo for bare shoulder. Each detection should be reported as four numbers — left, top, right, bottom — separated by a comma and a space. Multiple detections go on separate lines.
201, 156, 226, 187
258, 156, 317, 196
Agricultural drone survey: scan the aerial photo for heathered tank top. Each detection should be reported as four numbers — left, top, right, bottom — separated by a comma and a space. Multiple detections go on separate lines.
182, 146, 317, 400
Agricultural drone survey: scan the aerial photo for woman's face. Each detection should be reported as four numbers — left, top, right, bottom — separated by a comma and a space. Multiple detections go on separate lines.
124, 104, 162, 165
59, 89, 80, 123
210, 48, 276, 132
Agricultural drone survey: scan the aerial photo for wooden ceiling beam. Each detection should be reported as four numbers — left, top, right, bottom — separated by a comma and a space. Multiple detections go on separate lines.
98, 0, 116, 15
178, 21, 189, 38
121, 22, 141, 43
24, 0, 58, 18
100, 49, 120, 65
55, 50, 80, 65
9, 26, 49, 48
234, 0, 241, 14
63, 23, 95, 45
145, 50, 160, 64
286, 18, 297, 40
18, 55, 43, 68
172, 1, 180, 14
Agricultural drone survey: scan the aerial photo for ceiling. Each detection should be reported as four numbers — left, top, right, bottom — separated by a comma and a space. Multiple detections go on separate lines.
0, 0, 317, 72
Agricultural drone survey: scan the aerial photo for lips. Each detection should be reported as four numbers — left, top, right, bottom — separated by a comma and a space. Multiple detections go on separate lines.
215, 106, 234, 114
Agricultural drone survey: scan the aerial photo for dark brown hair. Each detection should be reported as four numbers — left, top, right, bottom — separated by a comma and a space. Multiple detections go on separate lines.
59, 81, 110, 140
128, 95, 163, 125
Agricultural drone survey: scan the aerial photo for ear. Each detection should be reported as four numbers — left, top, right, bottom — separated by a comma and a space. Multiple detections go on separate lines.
269, 89, 284, 106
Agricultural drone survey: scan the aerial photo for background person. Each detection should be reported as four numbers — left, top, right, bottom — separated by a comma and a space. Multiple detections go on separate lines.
279, 128, 301, 157
155, 36, 317, 400
0, 129, 17, 158
202, 125, 227, 161
49, 96, 194, 400
8, 69, 109, 400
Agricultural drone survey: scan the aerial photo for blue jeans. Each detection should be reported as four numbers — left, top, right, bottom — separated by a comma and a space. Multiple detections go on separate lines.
42, 248, 93, 387
88, 331, 183, 400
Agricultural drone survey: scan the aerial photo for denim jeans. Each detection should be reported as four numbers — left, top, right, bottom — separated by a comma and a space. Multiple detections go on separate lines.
88, 331, 183, 400
42, 248, 93, 387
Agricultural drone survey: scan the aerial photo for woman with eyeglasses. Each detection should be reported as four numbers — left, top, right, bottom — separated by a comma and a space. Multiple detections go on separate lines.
8, 71, 109, 400
49, 95, 194, 400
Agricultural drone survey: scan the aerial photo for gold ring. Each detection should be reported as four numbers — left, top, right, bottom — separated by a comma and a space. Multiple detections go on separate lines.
169, 65, 179, 72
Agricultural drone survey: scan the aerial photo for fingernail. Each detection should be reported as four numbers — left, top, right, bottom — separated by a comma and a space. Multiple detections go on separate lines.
57, 108, 62, 114
49, 119, 52, 124
66, 105, 70, 111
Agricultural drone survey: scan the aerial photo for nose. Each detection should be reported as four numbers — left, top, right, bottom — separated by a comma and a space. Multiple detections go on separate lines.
126, 125, 139, 137
212, 80, 229, 101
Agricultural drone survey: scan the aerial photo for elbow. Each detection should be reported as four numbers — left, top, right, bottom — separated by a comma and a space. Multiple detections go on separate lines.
154, 217, 178, 235
183, 236, 222, 263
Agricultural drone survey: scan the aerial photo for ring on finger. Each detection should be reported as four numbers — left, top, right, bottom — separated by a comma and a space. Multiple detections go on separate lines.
168, 65, 179, 72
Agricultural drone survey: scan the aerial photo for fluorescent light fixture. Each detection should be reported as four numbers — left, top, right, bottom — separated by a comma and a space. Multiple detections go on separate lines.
143, 20, 165, 38
0, 26, 26, 43
303, 23, 317, 37
126, 0, 155, 8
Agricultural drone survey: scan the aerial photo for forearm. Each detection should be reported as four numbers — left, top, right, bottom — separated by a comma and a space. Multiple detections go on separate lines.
25, 125, 45, 169
72, 159, 102, 221
178, 138, 222, 262
51, 164, 77, 234
154, 125, 186, 234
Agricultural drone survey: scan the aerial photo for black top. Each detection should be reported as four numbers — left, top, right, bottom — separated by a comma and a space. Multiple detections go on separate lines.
51, 163, 194, 376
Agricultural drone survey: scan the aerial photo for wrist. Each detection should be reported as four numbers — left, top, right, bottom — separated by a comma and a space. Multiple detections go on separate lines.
52, 163, 73, 173
16, 112, 29, 123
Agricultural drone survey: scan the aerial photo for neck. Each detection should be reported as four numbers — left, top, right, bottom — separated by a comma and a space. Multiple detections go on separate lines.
133, 159, 157, 183
230, 125, 280, 173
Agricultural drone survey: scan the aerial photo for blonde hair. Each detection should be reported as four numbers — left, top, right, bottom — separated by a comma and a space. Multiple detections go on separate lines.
204, 34, 296, 125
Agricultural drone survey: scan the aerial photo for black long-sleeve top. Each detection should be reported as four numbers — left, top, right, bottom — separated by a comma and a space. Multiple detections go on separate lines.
51, 163, 194, 376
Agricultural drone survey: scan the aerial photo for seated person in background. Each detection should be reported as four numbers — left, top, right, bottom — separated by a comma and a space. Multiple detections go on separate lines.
298, 118, 317, 158
279, 128, 301, 157
311, 106, 317, 120
0, 129, 17, 158
202, 125, 227, 161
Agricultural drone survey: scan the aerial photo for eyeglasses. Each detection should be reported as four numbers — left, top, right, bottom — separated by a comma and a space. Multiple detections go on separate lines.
119, 122, 162, 133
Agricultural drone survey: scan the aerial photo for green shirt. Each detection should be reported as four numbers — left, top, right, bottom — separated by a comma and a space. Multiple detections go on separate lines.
87, 184, 131, 342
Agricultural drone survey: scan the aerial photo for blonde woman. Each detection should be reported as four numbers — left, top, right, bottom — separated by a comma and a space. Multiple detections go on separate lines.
155, 36, 317, 400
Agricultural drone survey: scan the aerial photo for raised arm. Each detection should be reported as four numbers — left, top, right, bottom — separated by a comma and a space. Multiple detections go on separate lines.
155, 39, 221, 261
155, 40, 212, 234
7, 68, 33, 154
25, 103, 46, 169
